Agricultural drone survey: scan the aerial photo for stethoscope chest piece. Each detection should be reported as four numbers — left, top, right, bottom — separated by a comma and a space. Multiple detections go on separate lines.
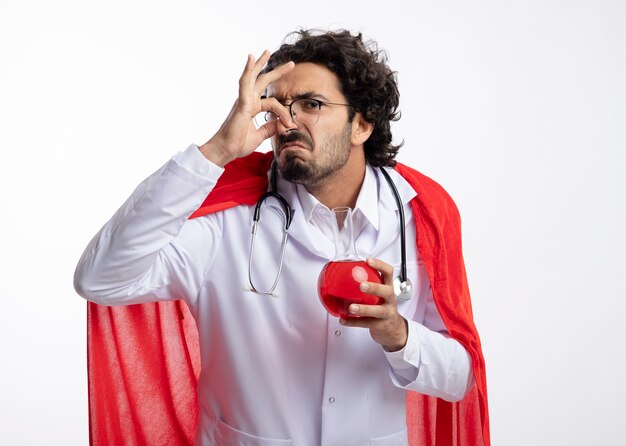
393, 276, 413, 301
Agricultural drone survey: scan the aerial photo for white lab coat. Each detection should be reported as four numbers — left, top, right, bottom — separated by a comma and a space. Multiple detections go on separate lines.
75, 145, 473, 446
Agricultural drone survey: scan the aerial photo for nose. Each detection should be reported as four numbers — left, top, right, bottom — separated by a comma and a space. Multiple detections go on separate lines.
277, 113, 300, 133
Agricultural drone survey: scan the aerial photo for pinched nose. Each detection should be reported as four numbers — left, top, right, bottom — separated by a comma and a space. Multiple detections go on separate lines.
276, 115, 300, 133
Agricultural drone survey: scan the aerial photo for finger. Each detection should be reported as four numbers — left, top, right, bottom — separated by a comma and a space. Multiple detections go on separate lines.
237, 54, 260, 109
339, 314, 390, 329
241, 53, 256, 75
256, 120, 278, 141
239, 51, 273, 95
261, 97, 295, 127
347, 302, 390, 319
249, 50, 271, 79
366, 257, 395, 285
339, 317, 375, 328
238, 53, 257, 88
255, 61, 295, 92
359, 281, 396, 304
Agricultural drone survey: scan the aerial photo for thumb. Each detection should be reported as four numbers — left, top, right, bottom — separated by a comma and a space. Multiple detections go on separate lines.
257, 120, 278, 141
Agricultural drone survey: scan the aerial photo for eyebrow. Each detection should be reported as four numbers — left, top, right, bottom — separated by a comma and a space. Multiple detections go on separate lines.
271, 92, 331, 103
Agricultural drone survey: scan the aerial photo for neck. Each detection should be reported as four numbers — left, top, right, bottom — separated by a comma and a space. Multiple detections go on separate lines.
307, 150, 366, 209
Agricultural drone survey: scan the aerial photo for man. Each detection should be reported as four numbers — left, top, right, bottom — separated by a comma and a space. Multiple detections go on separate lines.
75, 29, 489, 445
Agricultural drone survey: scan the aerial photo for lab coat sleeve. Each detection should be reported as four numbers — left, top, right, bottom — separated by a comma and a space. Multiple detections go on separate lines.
74, 144, 224, 307
384, 283, 475, 402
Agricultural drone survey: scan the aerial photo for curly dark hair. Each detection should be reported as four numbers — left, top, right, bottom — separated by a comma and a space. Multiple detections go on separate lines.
264, 29, 402, 167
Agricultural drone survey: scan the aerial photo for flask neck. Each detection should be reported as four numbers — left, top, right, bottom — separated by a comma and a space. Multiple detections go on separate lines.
330, 207, 361, 261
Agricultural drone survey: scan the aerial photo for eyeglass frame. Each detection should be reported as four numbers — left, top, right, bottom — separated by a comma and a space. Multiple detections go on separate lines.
263, 96, 352, 126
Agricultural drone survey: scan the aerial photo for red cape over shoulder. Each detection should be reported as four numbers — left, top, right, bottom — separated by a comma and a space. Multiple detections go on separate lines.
87, 152, 489, 446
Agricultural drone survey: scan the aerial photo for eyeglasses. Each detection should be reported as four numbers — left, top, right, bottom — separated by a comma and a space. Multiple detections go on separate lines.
264, 98, 351, 127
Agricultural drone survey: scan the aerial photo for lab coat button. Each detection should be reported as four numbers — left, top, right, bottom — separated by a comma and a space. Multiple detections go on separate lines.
329, 397, 335, 403
334, 330, 341, 336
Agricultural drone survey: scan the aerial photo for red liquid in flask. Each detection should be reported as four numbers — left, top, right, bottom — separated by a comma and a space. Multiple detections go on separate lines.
317, 260, 384, 319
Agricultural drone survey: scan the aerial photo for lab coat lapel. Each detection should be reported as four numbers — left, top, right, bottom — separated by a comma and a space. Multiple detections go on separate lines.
356, 167, 417, 260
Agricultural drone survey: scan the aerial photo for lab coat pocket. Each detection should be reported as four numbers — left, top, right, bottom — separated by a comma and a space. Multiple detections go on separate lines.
370, 426, 408, 445
211, 418, 294, 446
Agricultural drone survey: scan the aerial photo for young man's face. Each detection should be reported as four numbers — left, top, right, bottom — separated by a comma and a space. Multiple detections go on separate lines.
266, 62, 354, 188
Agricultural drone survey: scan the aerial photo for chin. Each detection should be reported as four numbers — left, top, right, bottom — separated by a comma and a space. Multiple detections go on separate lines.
280, 155, 314, 184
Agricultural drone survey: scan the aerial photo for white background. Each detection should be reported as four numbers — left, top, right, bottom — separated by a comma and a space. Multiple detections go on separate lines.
1, 0, 625, 444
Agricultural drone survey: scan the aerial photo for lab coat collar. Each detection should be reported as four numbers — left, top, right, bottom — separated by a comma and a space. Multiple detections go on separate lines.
295, 163, 380, 231
274, 163, 418, 261
378, 166, 418, 212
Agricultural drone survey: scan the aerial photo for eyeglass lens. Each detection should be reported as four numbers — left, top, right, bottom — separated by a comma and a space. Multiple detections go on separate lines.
265, 99, 321, 126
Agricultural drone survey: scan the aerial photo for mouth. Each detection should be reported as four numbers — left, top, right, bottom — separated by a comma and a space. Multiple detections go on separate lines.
277, 130, 313, 154
279, 142, 310, 154
282, 141, 308, 149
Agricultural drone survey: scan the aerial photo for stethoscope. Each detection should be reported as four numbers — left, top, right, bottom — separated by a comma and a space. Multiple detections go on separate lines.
247, 162, 413, 301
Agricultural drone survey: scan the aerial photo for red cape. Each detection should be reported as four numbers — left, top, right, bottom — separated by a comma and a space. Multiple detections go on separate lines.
87, 152, 489, 445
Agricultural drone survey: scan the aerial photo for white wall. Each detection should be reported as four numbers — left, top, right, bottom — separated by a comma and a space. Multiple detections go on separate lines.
1, 1, 624, 444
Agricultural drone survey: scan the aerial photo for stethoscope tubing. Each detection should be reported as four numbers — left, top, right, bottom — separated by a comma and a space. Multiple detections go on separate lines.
248, 162, 412, 299
379, 167, 408, 288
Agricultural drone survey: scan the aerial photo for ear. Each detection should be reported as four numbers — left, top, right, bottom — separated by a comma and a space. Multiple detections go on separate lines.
350, 113, 374, 146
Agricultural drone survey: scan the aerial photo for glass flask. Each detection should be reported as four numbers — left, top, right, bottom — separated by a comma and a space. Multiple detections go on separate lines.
317, 207, 383, 319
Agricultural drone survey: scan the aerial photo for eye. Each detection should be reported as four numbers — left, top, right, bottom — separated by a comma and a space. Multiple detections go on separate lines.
299, 99, 322, 111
